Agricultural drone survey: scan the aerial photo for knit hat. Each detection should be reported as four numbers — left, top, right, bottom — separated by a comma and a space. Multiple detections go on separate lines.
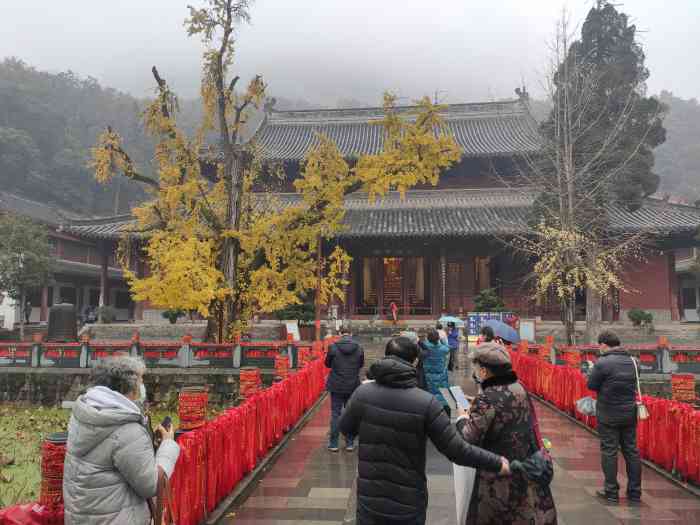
471, 341, 511, 367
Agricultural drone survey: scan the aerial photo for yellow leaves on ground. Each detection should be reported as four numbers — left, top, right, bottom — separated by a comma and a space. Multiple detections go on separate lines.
124, 233, 228, 316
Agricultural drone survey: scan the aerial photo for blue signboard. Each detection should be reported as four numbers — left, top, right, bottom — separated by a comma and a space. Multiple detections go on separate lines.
466, 312, 515, 337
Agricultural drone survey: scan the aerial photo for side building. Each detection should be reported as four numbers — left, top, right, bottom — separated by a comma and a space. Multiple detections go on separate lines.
0, 192, 134, 330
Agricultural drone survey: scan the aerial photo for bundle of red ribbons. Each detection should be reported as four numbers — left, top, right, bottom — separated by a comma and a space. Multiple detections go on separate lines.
510, 347, 700, 484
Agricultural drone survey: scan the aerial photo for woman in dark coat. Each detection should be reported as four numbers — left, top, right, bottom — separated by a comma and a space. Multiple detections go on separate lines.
457, 342, 557, 525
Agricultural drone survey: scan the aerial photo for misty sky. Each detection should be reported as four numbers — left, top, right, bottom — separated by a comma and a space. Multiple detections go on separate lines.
2, 1, 698, 106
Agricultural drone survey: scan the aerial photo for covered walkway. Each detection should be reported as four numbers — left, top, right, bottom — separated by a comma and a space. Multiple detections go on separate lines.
221, 356, 700, 525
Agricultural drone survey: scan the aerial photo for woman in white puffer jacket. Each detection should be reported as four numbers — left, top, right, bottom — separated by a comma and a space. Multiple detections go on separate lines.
63, 355, 180, 524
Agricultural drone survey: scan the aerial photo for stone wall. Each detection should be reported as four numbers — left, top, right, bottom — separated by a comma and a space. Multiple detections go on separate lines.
0, 368, 277, 406
81, 322, 208, 341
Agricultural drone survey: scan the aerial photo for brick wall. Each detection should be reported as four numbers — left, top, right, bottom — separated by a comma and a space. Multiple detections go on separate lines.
620, 252, 678, 321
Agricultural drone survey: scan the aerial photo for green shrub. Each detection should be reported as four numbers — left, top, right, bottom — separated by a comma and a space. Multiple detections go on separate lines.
627, 308, 653, 326
97, 306, 118, 323
272, 301, 315, 325
161, 309, 186, 325
473, 288, 506, 312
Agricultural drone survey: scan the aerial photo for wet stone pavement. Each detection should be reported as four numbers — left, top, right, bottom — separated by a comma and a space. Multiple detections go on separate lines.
220, 338, 700, 524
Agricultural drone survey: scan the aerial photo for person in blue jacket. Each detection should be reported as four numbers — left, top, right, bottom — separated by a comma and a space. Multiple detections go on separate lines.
422, 328, 451, 417
447, 321, 460, 371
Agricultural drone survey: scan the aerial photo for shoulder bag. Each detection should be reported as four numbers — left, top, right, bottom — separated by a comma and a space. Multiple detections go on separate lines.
631, 356, 649, 421
511, 393, 554, 487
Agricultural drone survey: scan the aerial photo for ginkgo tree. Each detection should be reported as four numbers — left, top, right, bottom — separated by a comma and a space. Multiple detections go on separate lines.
90, 0, 462, 341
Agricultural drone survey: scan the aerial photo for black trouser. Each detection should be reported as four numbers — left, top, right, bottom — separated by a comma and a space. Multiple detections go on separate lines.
598, 421, 642, 498
329, 392, 354, 448
448, 346, 457, 370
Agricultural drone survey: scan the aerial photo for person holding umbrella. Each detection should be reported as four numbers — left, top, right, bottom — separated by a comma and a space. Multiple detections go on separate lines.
447, 321, 460, 370
482, 319, 520, 346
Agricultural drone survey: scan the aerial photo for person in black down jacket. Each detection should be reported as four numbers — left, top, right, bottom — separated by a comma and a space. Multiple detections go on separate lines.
587, 330, 642, 504
325, 326, 364, 452
339, 336, 509, 525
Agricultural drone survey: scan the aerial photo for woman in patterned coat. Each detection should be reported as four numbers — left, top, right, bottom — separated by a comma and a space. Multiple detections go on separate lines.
456, 342, 557, 525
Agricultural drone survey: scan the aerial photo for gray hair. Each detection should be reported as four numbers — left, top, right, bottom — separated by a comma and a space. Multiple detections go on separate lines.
91, 355, 146, 396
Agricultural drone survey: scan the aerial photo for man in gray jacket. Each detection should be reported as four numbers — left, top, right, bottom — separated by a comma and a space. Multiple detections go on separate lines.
587, 330, 642, 504
63, 355, 180, 524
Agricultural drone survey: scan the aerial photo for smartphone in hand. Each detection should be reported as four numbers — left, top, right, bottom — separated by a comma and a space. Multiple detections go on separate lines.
449, 386, 471, 411
161, 416, 172, 431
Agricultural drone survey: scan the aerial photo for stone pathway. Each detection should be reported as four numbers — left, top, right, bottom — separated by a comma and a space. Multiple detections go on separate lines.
220, 343, 700, 524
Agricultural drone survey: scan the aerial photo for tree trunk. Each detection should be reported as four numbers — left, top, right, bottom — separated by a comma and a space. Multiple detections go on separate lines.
206, 148, 247, 343
315, 235, 323, 342
585, 286, 602, 344
19, 287, 26, 341
562, 296, 576, 345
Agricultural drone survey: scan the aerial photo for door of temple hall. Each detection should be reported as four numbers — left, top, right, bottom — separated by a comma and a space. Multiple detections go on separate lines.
356, 256, 432, 316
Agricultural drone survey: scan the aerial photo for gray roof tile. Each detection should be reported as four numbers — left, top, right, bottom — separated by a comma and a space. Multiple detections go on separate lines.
253, 100, 542, 161
0, 192, 81, 225
65, 189, 700, 240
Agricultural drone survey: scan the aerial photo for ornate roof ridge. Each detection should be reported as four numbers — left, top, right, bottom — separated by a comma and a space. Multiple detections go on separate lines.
267, 99, 528, 125
0, 191, 83, 225
67, 214, 135, 226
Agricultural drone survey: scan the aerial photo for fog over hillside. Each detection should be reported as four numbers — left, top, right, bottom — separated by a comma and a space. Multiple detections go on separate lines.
1, 1, 699, 212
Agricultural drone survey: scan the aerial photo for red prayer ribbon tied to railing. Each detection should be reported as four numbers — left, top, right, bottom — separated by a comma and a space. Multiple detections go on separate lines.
0, 337, 337, 525
168, 350, 331, 525
510, 347, 700, 484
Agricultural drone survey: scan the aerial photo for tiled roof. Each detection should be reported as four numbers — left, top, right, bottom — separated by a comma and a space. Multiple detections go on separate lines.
64, 189, 700, 240
252, 100, 542, 162
65, 215, 137, 240
257, 189, 700, 239
0, 192, 80, 226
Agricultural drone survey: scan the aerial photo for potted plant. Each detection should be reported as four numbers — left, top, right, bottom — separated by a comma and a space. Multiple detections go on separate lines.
473, 288, 506, 312
97, 306, 118, 323
628, 308, 653, 332
161, 309, 185, 325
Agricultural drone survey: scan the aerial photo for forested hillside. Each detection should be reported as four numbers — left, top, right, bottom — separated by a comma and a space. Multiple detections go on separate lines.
0, 58, 153, 215
655, 91, 700, 202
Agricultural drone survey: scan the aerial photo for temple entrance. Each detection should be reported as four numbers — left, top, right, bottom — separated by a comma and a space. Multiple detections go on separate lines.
355, 256, 432, 316
382, 258, 402, 310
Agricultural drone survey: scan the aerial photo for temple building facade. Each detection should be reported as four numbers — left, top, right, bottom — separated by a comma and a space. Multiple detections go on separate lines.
3, 98, 700, 330
247, 99, 700, 323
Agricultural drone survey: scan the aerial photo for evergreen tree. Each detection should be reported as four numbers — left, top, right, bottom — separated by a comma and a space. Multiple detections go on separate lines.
541, 1, 666, 217
0, 214, 53, 339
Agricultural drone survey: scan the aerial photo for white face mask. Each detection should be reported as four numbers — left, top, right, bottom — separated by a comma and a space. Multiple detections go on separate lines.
138, 383, 147, 403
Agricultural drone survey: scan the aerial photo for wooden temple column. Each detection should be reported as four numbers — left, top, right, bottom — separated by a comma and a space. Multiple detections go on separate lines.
376, 257, 384, 318
439, 247, 447, 315
98, 241, 110, 321
430, 253, 441, 317
401, 258, 410, 317
40, 286, 49, 322
134, 254, 145, 321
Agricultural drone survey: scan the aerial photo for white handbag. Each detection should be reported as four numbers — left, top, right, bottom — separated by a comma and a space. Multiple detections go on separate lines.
631, 357, 649, 421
